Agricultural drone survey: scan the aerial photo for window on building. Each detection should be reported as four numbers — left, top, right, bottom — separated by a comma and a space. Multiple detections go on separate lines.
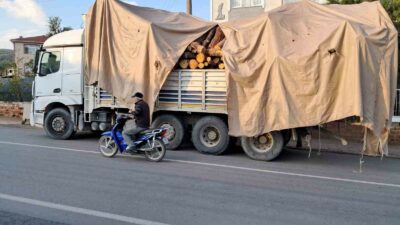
231, 0, 263, 8
232, 0, 242, 8
252, 0, 263, 6
24, 64, 32, 74
24, 59, 34, 75
24, 44, 40, 55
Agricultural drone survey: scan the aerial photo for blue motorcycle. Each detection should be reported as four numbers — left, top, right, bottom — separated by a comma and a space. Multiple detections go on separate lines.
99, 114, 168, 162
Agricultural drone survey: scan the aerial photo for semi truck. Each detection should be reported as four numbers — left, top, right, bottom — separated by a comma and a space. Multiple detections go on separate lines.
31, 29, 286, 161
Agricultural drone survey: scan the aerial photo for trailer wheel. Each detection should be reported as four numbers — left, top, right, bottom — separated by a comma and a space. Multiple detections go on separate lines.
152, 114, 185, 150
44, 108, 75, 140
241, 131, 283, 161
192, 116, 229, 155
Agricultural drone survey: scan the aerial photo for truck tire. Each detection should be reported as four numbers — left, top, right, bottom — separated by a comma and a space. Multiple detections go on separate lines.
241, 131, 284, 161
152, 114, 185, 150
192, 116, 229, 155
44, 108, 75, 140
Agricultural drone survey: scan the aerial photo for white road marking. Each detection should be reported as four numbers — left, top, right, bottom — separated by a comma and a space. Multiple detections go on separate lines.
1, 140, 400, 189
0, 141, 98, 154
0, 193, 169, 225
167, 159, 400, 188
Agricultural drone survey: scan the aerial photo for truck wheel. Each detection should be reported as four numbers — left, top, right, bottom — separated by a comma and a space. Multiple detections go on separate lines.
152, 114, 185, 150
241, 131, 284, 161
192, 116, 229, 155
44, 108, 75, 140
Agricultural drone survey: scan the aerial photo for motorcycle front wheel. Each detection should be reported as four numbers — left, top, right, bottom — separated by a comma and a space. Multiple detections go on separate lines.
99, 136, 118, 158
144, 139, 166, 162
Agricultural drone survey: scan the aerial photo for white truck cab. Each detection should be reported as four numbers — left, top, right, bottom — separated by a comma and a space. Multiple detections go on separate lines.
31, 29, 85, 139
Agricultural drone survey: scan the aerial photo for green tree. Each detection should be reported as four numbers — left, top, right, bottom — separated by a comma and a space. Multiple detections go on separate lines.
380, 0, 400, 29
47, 16, 73, 37
9, 75, 22, 102
47, 16, 62, 37
0, 62, 15, 77
24, 59, 34, 77
0, 49, 14, 76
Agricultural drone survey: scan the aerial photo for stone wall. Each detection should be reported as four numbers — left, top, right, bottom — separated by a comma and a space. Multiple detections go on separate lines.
324, 121, 400, 145
0, 101, 24, 118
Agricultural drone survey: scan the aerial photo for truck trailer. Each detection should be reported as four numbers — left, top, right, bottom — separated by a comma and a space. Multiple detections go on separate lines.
30, 0, 398, 161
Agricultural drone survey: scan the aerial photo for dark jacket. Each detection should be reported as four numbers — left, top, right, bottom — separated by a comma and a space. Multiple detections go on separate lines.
133, 100, 150, 128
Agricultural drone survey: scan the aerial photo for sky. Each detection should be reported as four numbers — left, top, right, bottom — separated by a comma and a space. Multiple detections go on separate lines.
0, 0, 210, 49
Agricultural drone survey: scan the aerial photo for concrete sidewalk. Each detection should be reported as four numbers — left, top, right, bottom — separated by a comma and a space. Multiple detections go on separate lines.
0, 116, 24, 126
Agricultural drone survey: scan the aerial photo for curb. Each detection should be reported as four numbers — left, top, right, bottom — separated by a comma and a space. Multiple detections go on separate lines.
0, 117, 29, 128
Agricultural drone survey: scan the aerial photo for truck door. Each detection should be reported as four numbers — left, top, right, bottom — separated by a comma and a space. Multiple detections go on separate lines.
62, 47, 83, 95
35, 49, 63, 97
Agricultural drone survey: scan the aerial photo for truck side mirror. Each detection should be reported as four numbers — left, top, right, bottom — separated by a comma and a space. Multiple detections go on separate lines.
37, 52, 50, 77
33, 49, 41, 74
38, 52, 49, 77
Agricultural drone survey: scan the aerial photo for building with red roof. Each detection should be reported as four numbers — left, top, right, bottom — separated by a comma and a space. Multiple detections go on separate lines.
10, 35, 48, 76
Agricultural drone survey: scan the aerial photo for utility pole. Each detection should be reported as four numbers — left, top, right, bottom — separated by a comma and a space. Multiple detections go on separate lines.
186, 0, 192, 15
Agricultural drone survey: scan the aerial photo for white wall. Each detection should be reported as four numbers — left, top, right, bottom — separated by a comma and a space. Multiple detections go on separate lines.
211, 0, 328, 22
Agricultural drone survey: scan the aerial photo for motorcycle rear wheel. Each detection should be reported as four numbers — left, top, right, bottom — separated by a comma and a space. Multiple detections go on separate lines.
99, 136, 118, 158
144, 139, 166, 162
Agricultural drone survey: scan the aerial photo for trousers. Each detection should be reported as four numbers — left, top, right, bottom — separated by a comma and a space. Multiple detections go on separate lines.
122, 127, 147, 146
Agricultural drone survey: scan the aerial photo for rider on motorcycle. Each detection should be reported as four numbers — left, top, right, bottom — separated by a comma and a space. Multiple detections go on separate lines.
122, 92, 150, 151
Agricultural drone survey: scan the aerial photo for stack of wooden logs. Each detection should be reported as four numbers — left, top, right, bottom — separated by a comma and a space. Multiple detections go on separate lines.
177, 26, 225, 70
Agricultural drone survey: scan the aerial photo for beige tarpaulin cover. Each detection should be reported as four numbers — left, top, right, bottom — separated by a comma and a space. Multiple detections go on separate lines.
85, 0, 215, 107
85, 0, 398, 155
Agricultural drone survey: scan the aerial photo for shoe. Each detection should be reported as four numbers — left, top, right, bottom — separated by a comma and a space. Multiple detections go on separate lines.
126, 145, 137, 153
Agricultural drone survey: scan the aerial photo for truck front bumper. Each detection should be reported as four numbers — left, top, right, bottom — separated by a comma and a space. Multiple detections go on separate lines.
30, 112, 44, 128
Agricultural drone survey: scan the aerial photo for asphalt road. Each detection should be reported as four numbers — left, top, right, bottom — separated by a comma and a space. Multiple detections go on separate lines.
0, 126, 399, 225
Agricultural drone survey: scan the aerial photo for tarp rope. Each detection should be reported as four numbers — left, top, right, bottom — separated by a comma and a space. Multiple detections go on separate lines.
359, 126, 367, 173
317, 125, 322, 156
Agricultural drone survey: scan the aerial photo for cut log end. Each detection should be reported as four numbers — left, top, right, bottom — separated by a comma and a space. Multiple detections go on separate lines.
182, 51, 196, 59
179, 59, 189, 69
189, 59, 199, 69
196, 53, 205, 63
180, 26, 226, 70
207, 48, 223, 57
